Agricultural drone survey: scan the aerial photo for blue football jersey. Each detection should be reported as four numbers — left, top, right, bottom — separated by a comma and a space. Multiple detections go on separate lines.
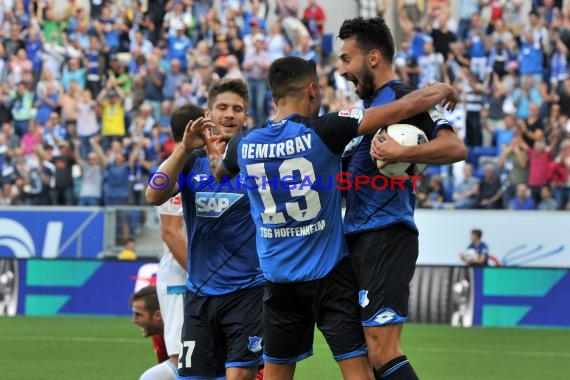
223, 112, 361, 283
179, 150, 264, 296
467, 242, 489, 266
343, 80, 454, 235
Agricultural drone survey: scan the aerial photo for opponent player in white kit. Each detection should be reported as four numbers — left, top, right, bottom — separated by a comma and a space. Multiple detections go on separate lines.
140, 194, 187, 380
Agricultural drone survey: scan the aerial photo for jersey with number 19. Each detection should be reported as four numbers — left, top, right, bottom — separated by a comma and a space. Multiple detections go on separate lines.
223, 112, 362, 283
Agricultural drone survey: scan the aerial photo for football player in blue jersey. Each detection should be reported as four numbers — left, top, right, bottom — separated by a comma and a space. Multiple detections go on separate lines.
214, 57, 458, 380
337, 17, 468, 380
146, 79, 265, 380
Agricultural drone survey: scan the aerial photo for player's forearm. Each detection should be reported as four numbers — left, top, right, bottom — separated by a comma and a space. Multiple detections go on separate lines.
359, 84, 456, 135
146, 146, 190, 205
400, 129, 467, 164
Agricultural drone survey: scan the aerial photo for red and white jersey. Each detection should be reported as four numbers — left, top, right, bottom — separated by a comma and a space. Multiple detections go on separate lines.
155, 194, 187, 295
152, 334, 170, 363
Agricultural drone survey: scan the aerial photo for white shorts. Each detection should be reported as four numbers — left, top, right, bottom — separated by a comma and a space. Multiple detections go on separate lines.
158, 292, 184, 356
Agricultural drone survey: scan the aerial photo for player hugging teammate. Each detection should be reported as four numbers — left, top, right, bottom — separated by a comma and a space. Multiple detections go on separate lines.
146, 16, 465, 380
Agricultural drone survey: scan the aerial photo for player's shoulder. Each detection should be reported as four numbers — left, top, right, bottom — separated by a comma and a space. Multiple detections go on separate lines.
389, 81, 417, 99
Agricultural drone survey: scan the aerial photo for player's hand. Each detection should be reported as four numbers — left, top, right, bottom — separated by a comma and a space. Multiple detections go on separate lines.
370, 132, 406, 167
439, 83, 458, 112
205, 134, 227, 160
182, 117, 215, 153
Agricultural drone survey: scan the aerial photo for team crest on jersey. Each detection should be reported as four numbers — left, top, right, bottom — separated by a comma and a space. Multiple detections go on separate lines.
338, 108, 364, 123
195, 192, 243, 218
248, 336, 263, 353
358, 290, 370, 308
342, 136, 364, 157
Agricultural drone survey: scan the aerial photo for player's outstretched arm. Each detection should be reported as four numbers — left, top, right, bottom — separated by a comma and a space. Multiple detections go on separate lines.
146, 117, 214, 206
357, 83, 458, 136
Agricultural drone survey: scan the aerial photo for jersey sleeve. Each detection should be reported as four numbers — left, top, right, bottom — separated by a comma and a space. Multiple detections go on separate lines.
221, 133, 244, 173
307, 109, 362, 155
180, 150, 203, 177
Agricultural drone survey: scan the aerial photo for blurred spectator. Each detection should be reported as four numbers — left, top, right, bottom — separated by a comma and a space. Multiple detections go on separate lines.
22, 120, 43, 157
537, 186, 559, 210
75, 88, 99, 160
50, 141, 75, 206
481, 83, 507, 147
478, 163, 502, 209
417, 40, 447, 87
291, 34, 319, 64
62, 57, 86, 92
549, 139, 570, 209
499, 136, 529, 208
266, 22, 289, 61
417, 174, 445, 209
163, 59, 188, 101
28, 144, 55, 206
118, 238, 137, 260
453, 163, 479, 209
508, 183, 536, 210
395, 38, 420, 88
526, 140, 552, 202
511, 75, 543, 120
129, 103, 155, 136
138, 56, 165, 121
97, 78, 126, 148
10, 81, 33, 137
520, 103, 544, 148
243, 35, 271, 128
302, 0, 326, 40
276, 0, 300, 20
34, 81, 60, 127
74, 141, 103, 207
460, 67, 488, 147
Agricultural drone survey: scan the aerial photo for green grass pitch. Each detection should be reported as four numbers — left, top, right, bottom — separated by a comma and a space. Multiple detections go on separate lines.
1, 316, 569, 379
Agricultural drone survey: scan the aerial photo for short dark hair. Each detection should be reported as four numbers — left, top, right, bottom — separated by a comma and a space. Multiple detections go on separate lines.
170, 103, 205, 143
130, 285, 159, 313
207, 78, 249, 109
268, 56, 317, 102
471, 229, 482, 239
338, 17, 395, 64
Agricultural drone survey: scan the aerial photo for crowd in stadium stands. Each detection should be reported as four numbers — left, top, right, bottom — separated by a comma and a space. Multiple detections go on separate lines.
0, 0, 569, 212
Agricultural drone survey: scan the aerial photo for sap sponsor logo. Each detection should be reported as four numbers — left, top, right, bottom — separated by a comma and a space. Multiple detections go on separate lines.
358, 290, 370, 308
248, 336, 263, 353
0, 219, 63, 258
195, 192, 243, 218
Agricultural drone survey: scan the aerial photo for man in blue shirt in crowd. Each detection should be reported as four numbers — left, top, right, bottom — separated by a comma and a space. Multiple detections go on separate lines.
147, 79, 264, 380
338, 17, 467, 380
215, 56, 458, 380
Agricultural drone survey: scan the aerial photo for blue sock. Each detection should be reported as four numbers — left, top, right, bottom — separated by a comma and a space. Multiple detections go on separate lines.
374, 355, 419, 380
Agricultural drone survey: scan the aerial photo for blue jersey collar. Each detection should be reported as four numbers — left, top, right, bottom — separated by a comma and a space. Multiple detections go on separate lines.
364, 80, 402, 108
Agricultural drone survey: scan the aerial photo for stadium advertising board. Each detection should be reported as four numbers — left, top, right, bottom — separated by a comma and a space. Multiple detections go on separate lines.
2, 259, 569, 328
408, 266, 570, 328
0, 208, 105, 259
416, 210, 570, 268
0, 258, 157, 317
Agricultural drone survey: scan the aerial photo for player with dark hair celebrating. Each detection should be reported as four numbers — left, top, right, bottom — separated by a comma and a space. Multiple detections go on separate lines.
146, 80, 265, 380
214, 56, 457, 380
337, 17, 467, 380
